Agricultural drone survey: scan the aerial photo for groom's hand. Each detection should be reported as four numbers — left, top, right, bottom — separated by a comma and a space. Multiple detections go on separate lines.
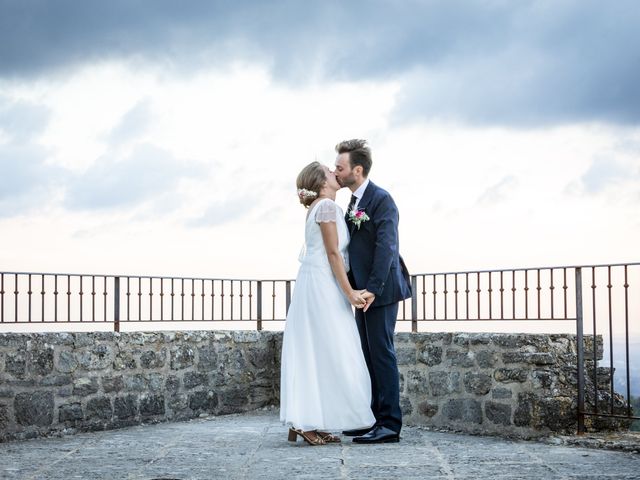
361, 290, 376, 312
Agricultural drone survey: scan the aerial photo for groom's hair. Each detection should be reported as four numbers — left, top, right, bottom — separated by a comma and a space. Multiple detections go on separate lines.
335, 139, 372, 177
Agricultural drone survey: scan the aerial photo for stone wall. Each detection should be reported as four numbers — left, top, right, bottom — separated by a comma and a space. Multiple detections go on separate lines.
394, 332, 628, 437
0, 331, 280, 442
0, 330, 628, 442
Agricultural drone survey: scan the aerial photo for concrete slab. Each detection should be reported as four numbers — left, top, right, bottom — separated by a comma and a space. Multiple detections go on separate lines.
1, 408, 639, 479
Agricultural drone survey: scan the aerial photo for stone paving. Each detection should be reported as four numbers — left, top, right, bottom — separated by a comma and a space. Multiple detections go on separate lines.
1, 408, 639, 480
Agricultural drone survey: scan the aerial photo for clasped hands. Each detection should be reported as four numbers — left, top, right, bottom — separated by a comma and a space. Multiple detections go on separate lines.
349, 289, 376, 312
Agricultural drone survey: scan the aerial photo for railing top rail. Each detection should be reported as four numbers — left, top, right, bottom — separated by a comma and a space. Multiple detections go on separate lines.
412, 262, 640, 276
1, 262, 638, 282
0, 272, 291, 282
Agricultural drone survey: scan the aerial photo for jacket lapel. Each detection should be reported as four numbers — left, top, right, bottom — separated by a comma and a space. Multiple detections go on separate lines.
348, 181, 376, 235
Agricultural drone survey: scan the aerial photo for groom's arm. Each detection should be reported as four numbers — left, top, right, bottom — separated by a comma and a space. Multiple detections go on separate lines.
365, 193, 399, 297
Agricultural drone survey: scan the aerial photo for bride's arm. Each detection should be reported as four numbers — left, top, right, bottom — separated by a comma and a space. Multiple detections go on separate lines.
319, 221, 365, 308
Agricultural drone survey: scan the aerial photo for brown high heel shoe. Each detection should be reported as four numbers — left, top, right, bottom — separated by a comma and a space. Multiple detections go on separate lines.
288, 428, 326, 446
316, 431, 341, 443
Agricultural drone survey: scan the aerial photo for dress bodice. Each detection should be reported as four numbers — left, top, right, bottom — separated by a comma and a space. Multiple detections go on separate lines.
298, 198, 350, 271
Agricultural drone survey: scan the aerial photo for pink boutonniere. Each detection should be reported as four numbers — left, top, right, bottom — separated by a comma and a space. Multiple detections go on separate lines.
348, 208, 370, 230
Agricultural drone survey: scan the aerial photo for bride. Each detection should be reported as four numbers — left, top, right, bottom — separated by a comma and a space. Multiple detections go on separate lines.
280, 161, 376, 446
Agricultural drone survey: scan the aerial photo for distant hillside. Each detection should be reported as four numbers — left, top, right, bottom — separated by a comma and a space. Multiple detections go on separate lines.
602, 340, 640, 397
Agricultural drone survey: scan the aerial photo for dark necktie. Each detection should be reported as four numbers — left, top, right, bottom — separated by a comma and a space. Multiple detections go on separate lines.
348, 194, 357, 213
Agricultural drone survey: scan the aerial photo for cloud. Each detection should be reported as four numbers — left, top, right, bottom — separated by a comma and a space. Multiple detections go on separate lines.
64, 143, 203, 210
0, 144, 65, 217
105, 99, 152, 145
186, 197, 257, 228
578, 157, 637, 194
1, 1, 639, 126
477, 175, 518, 205
0, 97, 51, 142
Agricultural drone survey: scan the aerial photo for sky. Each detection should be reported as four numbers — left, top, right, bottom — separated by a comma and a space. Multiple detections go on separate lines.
1, 0, 639, 282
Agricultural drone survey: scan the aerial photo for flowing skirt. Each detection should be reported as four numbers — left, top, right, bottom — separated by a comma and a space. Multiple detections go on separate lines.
280, 263, 375, 431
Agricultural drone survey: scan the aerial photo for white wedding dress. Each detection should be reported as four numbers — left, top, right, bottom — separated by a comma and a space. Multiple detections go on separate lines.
280, 198, 375, 431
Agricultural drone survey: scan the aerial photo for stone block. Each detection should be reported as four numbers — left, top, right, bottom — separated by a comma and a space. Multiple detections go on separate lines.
463, 372, 492, 395
417, 400, 438, 418
148, 373, 164, 392
453, 334, 470, 346
418, 345, 442, 367
140, 394, 165, 416
165, 375, 180, 393
56, 351, 78, 373
485, 401, 512, 425
218, 387, 249, 414
28, 345, 54, 376
429, 371, 461, 397
395, 346, 416, 366
140, 350, 166, 369
114, 395, 138, 419
86, 397, 113, 420
446, 349, 474, 368
123, 374, 148, 391
77, 344, 113, 370
532, 370, 553, 389
113, 351, 137, 370
406, 370, 429, 394
14, 391, 54, 426
514, 392, 534, 427
0, 403, 7, 430
0, 334, 27, 348
197, 346, 219, 370
170, 346, 195, 370
59, 402, 83, 422
189, 390, 217, 413
475, 350, 498, 368
73, 377, 99, 396
183, 371, 209, 389
5, 352, 26, 378
169, 393, 189, 411
469, 334, 492, 345
494, 368, 528, 383
102, 375, 124, 393
443, 398, 482, 424
400, 396, 413, 416
247, 347, 274, 368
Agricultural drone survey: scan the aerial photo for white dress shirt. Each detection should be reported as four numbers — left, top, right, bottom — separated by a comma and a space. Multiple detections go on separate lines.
351, 178, 370, 211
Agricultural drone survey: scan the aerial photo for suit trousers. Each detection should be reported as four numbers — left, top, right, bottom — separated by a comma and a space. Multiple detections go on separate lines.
355, 302, 402, 433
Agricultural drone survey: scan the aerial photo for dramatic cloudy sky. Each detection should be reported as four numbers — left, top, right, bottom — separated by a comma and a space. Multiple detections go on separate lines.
1, 0, 639, 280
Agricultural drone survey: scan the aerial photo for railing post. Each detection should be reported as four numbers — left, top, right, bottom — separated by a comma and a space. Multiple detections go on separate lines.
575, 267, 585, 434
256, 280, 263, 331
411, 275, 418, 333
114, 276, 120, 333
285, 281, 291, 315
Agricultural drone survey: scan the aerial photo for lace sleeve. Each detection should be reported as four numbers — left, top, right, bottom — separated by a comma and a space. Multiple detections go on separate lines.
315, 200, 337, 223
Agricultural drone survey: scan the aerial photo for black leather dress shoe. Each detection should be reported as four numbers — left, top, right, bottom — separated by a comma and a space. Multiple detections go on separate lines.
352, 426, 400, 444
342, 426, 375, 437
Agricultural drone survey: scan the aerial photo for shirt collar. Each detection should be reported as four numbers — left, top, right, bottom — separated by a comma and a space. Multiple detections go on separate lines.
353, 178, 370, 200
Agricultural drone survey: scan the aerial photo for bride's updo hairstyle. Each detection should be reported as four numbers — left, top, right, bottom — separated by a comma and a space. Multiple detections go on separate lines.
296, 161, 325, 208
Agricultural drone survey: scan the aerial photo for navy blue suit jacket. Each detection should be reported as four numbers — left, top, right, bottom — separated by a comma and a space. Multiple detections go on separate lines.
346, 181, 412, 307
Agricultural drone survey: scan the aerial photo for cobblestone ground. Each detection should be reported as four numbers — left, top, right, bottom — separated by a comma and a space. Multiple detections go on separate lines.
1, 409, 639, 479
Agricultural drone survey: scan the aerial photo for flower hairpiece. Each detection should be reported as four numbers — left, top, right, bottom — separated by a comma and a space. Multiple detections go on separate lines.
297, 188, 318, 199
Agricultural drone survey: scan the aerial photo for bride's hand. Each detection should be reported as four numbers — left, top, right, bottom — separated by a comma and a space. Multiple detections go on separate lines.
348, 290, 366, 308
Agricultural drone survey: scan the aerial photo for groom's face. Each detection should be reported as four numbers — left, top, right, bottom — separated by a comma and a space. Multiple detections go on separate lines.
334, 153, 356, 188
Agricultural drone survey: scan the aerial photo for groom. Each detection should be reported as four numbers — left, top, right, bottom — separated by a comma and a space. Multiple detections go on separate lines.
334, 139, 412, 444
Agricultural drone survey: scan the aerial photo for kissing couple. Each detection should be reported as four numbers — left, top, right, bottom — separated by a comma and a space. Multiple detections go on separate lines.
280, 139, 412, 445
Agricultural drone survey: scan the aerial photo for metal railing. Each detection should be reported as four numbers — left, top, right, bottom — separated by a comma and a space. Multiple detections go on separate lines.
1, 262, 638, 431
